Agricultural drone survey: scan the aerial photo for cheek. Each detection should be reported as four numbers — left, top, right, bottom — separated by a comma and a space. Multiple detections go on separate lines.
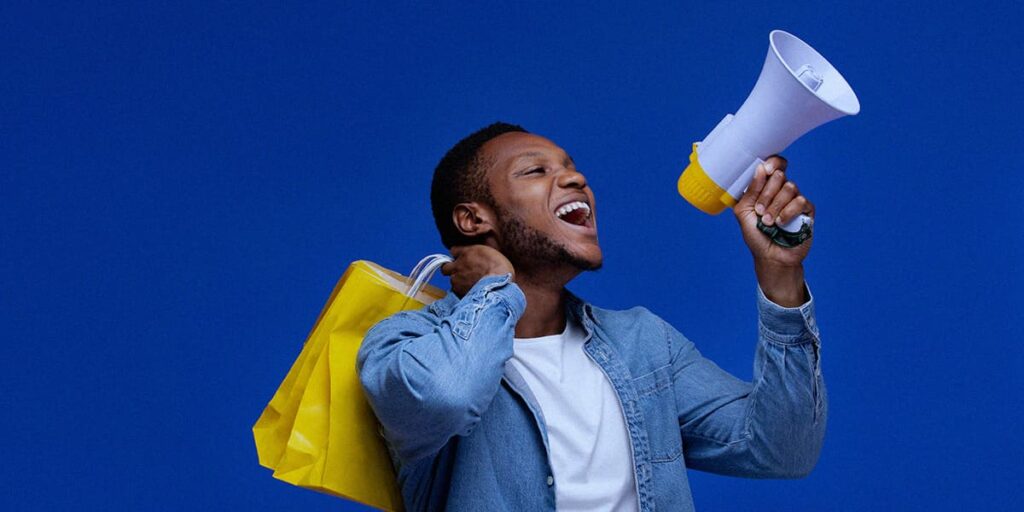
502, 190, 552, 223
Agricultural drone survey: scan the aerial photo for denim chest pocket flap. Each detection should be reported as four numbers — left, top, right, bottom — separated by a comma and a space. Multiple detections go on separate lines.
633, 364, 672, 398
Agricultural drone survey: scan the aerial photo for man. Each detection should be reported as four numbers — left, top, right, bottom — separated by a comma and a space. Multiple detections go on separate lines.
357, 122, 825, 511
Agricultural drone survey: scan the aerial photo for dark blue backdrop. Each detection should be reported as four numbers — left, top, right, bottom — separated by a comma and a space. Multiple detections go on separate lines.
3, 1, 1022, 510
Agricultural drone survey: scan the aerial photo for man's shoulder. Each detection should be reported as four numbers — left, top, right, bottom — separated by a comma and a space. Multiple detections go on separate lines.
589, 302, 658, 320
583, 299, 669, 332
578, 299, 682, 365
365, 299, 445, 337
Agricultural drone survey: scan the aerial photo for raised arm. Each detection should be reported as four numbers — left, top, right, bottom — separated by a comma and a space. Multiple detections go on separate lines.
356, 246, 523, 464
670, 155, 825, 476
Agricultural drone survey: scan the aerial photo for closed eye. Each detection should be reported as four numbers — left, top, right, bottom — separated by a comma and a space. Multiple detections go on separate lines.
525, 167, 545, 175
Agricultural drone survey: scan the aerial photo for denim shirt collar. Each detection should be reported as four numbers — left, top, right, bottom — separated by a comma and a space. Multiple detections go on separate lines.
564, 287, 600, 333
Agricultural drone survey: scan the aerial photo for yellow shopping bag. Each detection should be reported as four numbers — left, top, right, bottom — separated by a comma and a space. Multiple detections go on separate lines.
253, 255, 450, 511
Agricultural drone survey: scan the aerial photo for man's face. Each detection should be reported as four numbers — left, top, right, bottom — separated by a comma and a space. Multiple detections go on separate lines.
479, 132, 602, 272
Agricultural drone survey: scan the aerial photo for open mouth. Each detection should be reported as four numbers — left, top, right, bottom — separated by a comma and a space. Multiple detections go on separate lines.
555, 200, 592, 228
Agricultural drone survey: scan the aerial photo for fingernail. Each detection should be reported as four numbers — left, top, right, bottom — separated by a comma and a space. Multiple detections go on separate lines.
755, 203, 764, 215
776, 215, 783, 225
763, 213, 774, 225
765, 163, 774, 175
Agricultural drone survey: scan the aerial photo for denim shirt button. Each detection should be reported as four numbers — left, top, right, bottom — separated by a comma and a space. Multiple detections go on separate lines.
546, 475, 554, 486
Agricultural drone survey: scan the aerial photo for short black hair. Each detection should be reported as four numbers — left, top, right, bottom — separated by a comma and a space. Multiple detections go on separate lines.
431, 122, 528, 248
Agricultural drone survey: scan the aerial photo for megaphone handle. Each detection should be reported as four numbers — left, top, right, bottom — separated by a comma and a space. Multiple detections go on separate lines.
780, 213, 812, 233
756, 213, 813, 248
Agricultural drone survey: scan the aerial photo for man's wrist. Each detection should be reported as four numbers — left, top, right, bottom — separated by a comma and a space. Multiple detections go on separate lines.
754, 260, 808, 307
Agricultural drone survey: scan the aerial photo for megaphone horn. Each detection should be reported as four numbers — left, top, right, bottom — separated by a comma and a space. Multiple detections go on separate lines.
678, 30, 860, 243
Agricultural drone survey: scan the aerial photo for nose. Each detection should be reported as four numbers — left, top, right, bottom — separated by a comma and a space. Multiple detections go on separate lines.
557, 168, 588, 190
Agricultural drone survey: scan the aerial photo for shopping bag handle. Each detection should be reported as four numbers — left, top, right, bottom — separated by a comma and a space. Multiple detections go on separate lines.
406, 254, 452, 298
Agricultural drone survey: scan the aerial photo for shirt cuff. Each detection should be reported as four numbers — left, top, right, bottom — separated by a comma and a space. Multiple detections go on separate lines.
466, 273, 527, 319
757, 282, 820, 343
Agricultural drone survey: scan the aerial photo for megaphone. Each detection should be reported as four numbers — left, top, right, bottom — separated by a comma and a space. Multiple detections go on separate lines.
677, 30, 860, 244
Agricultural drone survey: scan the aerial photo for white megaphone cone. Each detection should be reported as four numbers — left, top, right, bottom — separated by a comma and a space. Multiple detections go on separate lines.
678, 30, 860, 239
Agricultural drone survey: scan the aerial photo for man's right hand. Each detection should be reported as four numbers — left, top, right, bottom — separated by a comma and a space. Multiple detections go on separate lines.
440, 245, 515, 298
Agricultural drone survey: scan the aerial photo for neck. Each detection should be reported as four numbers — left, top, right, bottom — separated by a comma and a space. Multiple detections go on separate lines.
512, 266, 578, 338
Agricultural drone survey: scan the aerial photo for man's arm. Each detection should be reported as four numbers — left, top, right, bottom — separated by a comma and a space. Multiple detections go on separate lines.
356, 273, 524, 464
668, 155, 825, 476
668, 284, 825, 478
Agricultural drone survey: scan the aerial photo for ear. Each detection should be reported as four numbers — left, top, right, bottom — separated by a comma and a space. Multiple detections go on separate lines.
452, 202, 497, 239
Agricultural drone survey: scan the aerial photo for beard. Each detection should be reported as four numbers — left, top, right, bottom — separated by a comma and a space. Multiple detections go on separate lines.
494, 205, 602, 272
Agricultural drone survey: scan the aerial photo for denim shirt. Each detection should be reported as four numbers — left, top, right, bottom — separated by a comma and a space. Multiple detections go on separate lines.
357, 274, 826, 511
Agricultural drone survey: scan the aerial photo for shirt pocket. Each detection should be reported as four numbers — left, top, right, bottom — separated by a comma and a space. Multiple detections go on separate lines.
632, 364, 682, 463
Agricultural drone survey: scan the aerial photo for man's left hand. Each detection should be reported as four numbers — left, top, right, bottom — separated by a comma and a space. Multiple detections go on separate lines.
733, 155, 815, 306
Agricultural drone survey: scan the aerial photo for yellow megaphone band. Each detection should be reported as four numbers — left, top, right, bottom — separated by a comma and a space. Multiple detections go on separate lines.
677, 143, 737, 215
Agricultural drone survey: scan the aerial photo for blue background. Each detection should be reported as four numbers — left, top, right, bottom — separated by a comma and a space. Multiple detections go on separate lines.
3, 1, 1022, 510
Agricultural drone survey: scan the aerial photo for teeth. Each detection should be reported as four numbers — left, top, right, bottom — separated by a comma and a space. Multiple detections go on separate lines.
555, 201, 591, 219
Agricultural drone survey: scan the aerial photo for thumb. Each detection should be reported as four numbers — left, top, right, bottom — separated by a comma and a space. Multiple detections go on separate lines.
735, 164, 767, 214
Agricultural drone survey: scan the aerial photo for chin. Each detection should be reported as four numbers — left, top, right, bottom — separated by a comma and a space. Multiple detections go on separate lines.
570, 248, 603, 271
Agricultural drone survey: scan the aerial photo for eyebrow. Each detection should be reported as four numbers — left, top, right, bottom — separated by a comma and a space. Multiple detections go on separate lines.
512, 151, 575, 169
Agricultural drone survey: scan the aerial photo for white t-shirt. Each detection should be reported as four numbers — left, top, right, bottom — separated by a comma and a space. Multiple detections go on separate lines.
509, 318, 640, 512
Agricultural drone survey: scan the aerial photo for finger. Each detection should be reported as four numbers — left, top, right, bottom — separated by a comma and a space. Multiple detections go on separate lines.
764, 181, 799, 226
440, 262, 455, 276
764, 155, 788, 175
737, 164, 768, 214
777, 194, 810, 226
755, 169, 787, 219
